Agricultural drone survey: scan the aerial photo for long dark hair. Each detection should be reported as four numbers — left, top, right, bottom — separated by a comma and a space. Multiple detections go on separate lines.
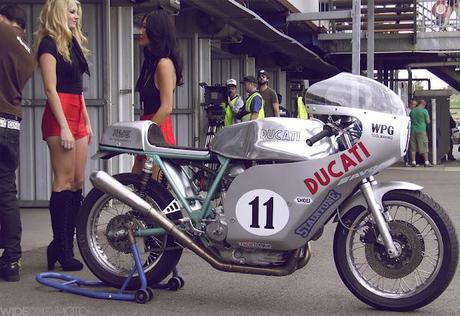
136, 10, 183, 92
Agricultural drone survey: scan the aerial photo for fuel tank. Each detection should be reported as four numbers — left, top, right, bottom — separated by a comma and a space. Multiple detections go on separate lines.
209, 118, 337, 161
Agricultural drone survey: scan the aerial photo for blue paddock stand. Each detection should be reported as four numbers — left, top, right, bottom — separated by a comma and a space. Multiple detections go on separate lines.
36, 243, 184, 304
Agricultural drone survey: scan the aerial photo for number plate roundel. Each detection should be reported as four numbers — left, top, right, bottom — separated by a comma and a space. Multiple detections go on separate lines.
235, 189, 290, 236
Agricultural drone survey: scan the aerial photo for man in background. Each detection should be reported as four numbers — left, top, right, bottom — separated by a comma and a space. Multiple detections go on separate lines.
0, 5, 35, 281
257, 69, 280, 117
238, 76, 264, 121
447, 114, 457, 161
409, 99, 433, 167
222, 78, 244, 125
405, 98, 417, 166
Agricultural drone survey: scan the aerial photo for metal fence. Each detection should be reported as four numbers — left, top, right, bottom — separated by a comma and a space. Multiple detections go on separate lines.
317, 0, 460, 34
416, 0, 460, 32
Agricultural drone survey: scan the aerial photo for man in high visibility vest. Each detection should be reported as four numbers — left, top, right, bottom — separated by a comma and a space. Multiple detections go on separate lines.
297, 96, 307, 119
237, 76, 264, 121
221, 78, 244, 126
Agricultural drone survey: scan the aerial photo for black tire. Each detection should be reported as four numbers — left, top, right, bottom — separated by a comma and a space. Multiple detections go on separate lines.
145, 287, 154, 301
177, 276, 185, 288
167, 277, 181, 291
76, 173, 183, 290
333, 190, 458, 311
135, 289, 150, 304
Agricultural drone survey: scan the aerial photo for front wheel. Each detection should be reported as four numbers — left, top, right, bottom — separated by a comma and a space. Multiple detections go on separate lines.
333, 190, 458, 311
76, 173, 183, 290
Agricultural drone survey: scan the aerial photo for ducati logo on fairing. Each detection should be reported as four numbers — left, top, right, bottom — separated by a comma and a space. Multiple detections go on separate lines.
371, 123, 394, 140
295, 190, 342, 238
303, 142, 371, 195
260, 129, 301, 142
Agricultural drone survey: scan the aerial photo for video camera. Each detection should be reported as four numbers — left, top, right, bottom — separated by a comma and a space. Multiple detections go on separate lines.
200, 82, 228, 126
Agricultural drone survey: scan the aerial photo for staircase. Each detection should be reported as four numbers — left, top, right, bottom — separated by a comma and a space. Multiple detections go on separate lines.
325, 0, 416, 34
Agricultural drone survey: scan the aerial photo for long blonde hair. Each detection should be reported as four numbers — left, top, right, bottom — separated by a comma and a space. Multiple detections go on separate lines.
35, 0, 89, 63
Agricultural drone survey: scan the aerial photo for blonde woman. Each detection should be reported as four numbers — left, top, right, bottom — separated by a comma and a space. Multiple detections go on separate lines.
35, 0, 91, 271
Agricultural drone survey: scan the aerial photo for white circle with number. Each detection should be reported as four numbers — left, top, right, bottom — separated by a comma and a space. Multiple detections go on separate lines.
235, 189, 289, 236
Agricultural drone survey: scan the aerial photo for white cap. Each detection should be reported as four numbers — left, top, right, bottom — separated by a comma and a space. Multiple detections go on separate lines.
226, 78, 237, 86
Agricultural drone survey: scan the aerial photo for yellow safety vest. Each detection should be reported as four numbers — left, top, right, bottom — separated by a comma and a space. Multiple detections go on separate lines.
221, 96, 239, 126
297, 96, 307, 120
242, 92, 265, 122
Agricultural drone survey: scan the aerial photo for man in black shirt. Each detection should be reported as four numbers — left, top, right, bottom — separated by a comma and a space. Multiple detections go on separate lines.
257, 69, 280, 117
0, 5, 35, 282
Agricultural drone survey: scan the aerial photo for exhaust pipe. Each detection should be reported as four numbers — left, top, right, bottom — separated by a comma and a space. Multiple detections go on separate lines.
90, 171, 307, 276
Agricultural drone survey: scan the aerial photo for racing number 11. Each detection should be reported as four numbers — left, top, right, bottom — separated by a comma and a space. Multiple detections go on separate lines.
249, 196, 274, 229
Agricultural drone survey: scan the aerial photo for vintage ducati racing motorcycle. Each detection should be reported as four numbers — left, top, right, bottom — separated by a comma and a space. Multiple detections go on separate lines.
76, 73, 458, 311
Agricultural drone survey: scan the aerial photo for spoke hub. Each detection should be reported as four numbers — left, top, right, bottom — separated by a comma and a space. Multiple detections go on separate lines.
365, 220, 425, 279
105, 214, 139, 253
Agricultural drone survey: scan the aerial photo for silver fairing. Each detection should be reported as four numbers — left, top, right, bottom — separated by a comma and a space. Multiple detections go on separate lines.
209, 118, 337, 161
222, 109, 410, 251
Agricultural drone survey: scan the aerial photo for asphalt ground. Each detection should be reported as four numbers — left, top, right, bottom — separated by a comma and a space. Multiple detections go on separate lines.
0, 165, 459, 316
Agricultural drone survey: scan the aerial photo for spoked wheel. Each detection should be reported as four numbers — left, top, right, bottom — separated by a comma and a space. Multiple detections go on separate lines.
334, 190, 458, 311
76, 173, 183, 290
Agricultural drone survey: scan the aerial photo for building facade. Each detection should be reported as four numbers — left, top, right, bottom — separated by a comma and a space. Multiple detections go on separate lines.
5, 0, 327, 206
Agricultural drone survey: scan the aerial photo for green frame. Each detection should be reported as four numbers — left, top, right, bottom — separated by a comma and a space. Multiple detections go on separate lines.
98, 145, 230, 237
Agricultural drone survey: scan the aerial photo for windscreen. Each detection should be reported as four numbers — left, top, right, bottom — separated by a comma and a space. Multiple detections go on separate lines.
305, 73, 406, 116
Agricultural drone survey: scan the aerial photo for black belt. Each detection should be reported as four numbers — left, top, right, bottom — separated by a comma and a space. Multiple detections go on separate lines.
0, 113, 21, 122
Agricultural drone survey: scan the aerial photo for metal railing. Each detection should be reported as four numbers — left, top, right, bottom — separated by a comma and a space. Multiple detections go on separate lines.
416, 0, 460, 32
315, 0, 460, 34
318, 0, 417, 34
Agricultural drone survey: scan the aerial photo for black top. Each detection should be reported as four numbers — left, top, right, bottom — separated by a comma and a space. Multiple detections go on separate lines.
37, 36, 90, 95
137, 65, 161, 115
0, 23, 34, 118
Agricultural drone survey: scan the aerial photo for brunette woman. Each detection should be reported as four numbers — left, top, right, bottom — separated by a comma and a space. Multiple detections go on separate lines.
133, 10, 183, 175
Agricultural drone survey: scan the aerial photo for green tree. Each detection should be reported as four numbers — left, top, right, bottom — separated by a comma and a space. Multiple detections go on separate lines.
450, 94, 460, 109
413, 81, 424, 92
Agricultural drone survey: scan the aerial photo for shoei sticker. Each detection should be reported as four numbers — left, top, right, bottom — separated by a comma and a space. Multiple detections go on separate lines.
235, 189, 289, 236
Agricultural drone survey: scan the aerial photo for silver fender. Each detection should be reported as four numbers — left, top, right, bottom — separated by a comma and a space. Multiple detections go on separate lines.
335, 181, 423, 221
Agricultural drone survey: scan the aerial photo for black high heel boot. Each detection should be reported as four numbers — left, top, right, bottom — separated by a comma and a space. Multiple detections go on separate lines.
67, 189, 83, 257
47, 191, 83, 271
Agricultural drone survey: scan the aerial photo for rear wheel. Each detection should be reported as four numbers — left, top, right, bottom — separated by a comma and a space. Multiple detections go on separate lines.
333, 190, 458, 311
76, 173, 183, 289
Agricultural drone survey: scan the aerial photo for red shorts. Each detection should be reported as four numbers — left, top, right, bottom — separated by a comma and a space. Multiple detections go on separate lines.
136, 114, 175, 161
42, 92, 88, 140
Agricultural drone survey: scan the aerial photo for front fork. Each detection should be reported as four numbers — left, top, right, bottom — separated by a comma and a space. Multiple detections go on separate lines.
360, 177, 399, 258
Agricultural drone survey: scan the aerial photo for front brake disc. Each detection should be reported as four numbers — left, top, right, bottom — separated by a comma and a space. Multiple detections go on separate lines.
365, 220, 425, 279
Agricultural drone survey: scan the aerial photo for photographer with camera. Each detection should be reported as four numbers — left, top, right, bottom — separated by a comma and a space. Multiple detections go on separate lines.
237, 76, 265, 122
221, 78, 243, 126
